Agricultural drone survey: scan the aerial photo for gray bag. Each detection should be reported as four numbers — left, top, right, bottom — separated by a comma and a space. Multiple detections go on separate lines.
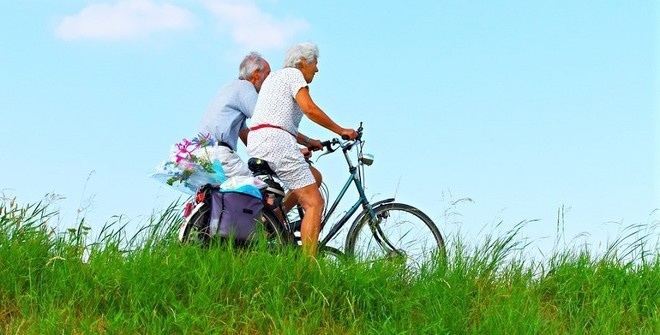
209, 191, 263, 241
178, 184, 263, 244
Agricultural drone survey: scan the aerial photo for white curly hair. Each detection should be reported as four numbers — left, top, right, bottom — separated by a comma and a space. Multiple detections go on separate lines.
283, 42, 319, 69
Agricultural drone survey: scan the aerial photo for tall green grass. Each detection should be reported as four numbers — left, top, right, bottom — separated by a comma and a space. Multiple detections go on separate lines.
1, 197, 658, 334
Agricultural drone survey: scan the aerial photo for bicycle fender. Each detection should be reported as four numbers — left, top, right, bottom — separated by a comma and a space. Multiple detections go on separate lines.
344, 198, 395, 247
178, 202, 206, 242
369, 198, 395, 208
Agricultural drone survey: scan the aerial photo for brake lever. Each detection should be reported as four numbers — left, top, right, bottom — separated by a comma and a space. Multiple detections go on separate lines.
314, 151, 331, 162
321, 140, 336, 153
314, 139, 336, 162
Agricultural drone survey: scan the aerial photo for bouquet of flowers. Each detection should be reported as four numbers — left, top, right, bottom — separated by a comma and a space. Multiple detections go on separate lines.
151, 133, 227, 195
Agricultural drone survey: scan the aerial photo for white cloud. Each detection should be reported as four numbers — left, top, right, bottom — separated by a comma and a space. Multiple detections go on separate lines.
55, 0, 196, 40
200, 0, 309, 50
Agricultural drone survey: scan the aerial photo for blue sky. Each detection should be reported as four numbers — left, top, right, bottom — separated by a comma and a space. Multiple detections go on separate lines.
1, 1, 657, 257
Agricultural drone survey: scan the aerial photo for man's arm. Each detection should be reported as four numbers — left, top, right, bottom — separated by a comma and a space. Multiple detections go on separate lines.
239, 128, 249, 146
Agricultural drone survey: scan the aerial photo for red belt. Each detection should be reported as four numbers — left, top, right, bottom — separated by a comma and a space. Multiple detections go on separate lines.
249, 124, 296, 137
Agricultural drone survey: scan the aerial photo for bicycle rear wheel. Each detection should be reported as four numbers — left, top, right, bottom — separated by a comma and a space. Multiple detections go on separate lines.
178, 203, 212, 245
255, 208, 294, 250
179, 206, 290, 249
345, 202, 446, 271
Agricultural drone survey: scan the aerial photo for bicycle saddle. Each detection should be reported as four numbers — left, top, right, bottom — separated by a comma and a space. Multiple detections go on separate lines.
248, 157, 276, 176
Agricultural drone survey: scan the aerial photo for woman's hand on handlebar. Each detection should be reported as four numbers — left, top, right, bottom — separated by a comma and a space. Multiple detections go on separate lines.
307, 138, 324, 151
340, 128, 358, 141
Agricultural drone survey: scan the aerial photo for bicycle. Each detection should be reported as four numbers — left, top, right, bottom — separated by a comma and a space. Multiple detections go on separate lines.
249, 123, 446, 270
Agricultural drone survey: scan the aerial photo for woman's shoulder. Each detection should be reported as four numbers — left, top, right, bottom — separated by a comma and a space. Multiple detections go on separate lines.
261, 68, 306, 96
272, 67, 303, 79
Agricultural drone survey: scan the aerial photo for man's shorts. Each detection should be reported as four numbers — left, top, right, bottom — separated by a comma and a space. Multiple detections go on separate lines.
199, 146, 252, 178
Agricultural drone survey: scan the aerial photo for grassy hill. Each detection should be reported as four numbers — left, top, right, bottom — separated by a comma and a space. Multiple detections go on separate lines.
1, 198, 658, 334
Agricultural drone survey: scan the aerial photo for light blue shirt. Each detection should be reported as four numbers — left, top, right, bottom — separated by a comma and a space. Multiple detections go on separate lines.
198, 79, 257, 150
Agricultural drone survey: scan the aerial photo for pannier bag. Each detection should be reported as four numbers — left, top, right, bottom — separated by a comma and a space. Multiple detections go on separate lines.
178, 182, 264, 245
212, 191, 263, 239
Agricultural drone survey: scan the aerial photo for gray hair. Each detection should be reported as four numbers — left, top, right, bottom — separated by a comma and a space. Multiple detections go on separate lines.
238, 52, 266, 80
283, 42, 319, 68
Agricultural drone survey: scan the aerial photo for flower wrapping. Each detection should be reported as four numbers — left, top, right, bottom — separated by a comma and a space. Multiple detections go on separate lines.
150, 133, 226, 195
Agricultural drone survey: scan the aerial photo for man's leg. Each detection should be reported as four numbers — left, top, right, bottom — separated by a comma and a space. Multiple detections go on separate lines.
223, 150, 253, 178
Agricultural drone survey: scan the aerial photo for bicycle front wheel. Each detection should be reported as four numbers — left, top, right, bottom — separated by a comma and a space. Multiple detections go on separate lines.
345, 202, 446, 271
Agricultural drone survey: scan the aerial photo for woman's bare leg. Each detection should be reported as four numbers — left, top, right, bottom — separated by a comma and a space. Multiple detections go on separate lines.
282, 164, 323, 213
291, 183, 324, 257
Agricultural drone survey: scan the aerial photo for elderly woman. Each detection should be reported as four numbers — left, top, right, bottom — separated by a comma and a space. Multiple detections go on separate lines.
247, 42, 357, 257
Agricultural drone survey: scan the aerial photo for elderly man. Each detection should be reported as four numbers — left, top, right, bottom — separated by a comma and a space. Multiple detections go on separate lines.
198, 52, 271, 178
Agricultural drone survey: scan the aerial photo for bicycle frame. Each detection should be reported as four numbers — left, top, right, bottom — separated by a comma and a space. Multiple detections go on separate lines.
259, 124, 403, 254
316, 144, 379, 247
309, 127, 400, 253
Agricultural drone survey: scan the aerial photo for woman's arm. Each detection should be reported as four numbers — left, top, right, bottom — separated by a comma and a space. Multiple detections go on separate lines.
295, 86, 356, 140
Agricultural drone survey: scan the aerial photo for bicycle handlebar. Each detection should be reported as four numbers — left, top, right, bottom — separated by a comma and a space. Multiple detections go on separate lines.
316, 122, 364, 159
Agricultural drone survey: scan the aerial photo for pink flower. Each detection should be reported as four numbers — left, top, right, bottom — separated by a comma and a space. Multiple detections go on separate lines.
175, 138, 194, 163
